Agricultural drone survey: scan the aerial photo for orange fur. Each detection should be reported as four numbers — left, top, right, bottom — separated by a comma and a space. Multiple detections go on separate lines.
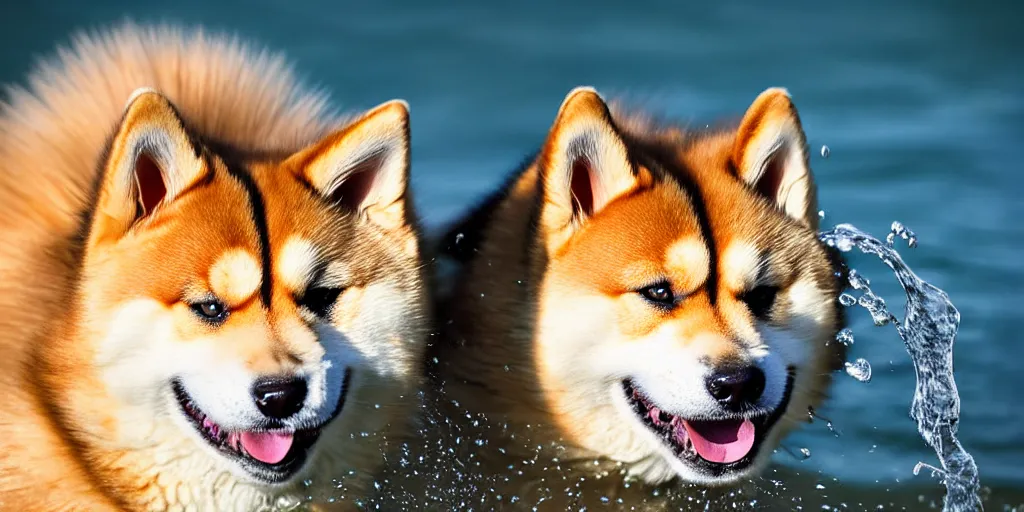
0, 23, 428, 511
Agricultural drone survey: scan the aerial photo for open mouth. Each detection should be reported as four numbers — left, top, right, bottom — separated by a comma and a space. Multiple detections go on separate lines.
170, 371, 350, 483
622, 367, 795, 478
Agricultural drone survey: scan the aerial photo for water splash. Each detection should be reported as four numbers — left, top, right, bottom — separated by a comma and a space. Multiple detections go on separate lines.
819, 222, 981, 512
887, 220, 918, 248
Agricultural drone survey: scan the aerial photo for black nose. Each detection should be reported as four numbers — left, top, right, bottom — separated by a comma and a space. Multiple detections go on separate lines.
251, 376, 308, 420
706, 366, 766, 411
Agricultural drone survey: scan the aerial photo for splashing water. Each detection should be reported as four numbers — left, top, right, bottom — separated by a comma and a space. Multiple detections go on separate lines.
819, 222, 981, 512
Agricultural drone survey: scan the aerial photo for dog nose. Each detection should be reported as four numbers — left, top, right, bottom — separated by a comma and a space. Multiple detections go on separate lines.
705, 366, 766, 411
251, 376, 308, 420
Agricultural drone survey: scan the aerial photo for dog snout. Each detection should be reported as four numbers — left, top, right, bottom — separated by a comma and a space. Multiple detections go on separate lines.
251, 376, 308, 420
705, 365, 766, 411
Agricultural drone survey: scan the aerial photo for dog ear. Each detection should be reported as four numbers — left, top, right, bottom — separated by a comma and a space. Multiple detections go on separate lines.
91, 88, 207, 244
287, 100, 411, 231
733, 87, 819, 229
539, 87, 644, 249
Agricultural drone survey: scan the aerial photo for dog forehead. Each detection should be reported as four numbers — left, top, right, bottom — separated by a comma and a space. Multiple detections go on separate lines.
555, 182, 709, 290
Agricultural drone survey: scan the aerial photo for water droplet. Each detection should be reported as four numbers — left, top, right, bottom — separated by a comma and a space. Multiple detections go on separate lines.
844, 358, 872, 382
858, 293, 892, 326
503, 365, 510, 372
818, 210, 826, 219
800, 447, 812, 459
820, 145, 830, 158
847, 269, 870, 289
826, 421, 840, 437
374, 404, 381, 409
816, 483, 826, 490
838, 293, 856, 307
835, 328, 855, 346
454, 232, 465, 244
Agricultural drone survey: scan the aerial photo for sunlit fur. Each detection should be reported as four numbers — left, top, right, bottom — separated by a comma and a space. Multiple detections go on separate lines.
426, 87, 846, 508
0, 24, 427, 511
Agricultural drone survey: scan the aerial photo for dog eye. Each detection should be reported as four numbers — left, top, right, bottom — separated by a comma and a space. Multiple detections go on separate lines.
638, 282, 675, 306
741, 285, 779, 318
191, 300, 228, 323
299, 287, 344, 317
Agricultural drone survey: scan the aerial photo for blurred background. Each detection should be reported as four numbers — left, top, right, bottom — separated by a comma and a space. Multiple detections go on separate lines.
2, 1, 1020, 509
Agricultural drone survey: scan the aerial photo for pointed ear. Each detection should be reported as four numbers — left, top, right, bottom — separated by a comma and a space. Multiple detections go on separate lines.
92, 88, 206, 243
733, 87, 819, 229
539, 87, 643, 245
287, 100, 411, 230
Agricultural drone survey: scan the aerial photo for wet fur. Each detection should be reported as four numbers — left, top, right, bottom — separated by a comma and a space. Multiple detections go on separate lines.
0, 23, 428, 511
412, 88, 847, 509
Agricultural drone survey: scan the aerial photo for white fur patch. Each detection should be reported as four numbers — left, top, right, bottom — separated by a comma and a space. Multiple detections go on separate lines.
208, 249, 261, 305
277, 236, 319, 291
720, 241, 763, 291
787, 278, 830, 327
337, 281, 418, 378
665, 237, 709, 291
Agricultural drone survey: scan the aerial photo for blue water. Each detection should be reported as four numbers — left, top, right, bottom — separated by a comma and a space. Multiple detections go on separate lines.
2, 1, 1021, 508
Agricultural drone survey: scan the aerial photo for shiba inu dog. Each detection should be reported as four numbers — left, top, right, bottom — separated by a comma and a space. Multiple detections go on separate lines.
427, 86, 847, 508
0, 24, 427, 511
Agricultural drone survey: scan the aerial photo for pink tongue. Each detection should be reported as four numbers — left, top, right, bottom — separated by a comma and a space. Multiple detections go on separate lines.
239, 432, 294, 464
683, 418, 756, 464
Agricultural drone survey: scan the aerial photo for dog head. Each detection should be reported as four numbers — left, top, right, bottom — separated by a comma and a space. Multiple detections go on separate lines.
531, 87, 845, 485
73, 89, 426, 490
